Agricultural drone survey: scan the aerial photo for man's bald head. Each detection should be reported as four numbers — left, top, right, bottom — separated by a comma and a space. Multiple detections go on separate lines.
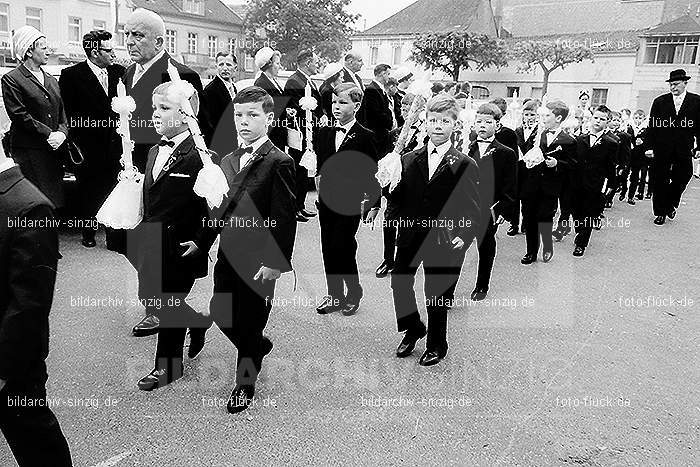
344, 52, 363, 73
125, 8, 165, 65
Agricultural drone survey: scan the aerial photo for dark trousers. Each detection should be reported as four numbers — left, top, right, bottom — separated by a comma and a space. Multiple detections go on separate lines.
556, 174, 574, 231
475, 217, 498, 288
573, 184, 604, 248
391, 230, 465, 352
628, 155, 647, 199
210, 253, 275, 386
0, 381, 72, 467
382, 225, 397, 263
616, 166, 631, 199
652, 156, 693, 216
289, 148, 309, 211
512, 161, 527, 230
319, 200, 362, 300
522, 194, 557, 255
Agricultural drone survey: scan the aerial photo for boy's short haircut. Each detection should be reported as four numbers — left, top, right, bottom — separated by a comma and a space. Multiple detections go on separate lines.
593, 105, 611, 117
296, 48, 314, 66
232, 86, 275, 113
633, 109, 646, 116
546, 99, 569, 121
610, 110, 622, 118
522, 99, 540, 112
153, 81, 200, 115
333, 82, 364, 103
454, 92, 468, 100
426, 94, 460, 119
476, 102, 502, 121
489, 97, 507, 115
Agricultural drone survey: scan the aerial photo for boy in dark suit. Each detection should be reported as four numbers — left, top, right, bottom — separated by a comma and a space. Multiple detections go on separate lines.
521, 100, 576, 263
571, 105, 618, 256
627, 110, 650, 204
388, 94, 480, 366
606, 111, 632, 207
469, 104, 517, 301
314, 83, 381, 316
511, 99, 540, 236
199, 87, 297, 414
134, 82, 213, 391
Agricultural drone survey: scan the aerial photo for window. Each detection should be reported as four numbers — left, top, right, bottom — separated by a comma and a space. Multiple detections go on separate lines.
471, 85, 490, 100
531, 87, 543, 99
166, 29, 177, 54
228, 38, 235, 55
0, 3, 9, 34
208, 35, 217, 58
244, 53, 254, 71
183, 0, 204, 15
392, 45, 401, 65
188, 33, 198, 54
26, 7, 42, 31
370, 47, 378, 65
644, 36, 699, 64
116, 23, 125, 47
591, 88, 608, 106
68, 17, 82, 44
507, 86, 520, 98
93, 20, 106, 31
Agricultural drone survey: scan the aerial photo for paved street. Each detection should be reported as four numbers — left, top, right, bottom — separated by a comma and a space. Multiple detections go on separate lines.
2, 181, 699, 467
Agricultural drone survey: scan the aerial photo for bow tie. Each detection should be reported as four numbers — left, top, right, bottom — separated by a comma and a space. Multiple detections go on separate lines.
158, 140, 175, 147
239, 146, 254, 155
334, 127, 347, 133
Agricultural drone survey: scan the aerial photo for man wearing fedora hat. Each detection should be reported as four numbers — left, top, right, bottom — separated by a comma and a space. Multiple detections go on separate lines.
647, 68, 700, 225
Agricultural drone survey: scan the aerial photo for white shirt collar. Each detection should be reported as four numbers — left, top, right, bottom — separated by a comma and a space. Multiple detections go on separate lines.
87, 58, 106, 79
217, 75, 233, 86
674, 91, 686, 101
590, 129, 605, 139
0, 158, 16, 174
339, 119, 356, 132
138, 49, 166, 74
162, 130, 190, 150
546, 127, 562, 140
428, 139, 452, 157
242, 135, 269, 153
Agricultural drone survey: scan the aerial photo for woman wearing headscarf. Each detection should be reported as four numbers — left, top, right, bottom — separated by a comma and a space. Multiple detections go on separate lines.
1, 26, 68, 208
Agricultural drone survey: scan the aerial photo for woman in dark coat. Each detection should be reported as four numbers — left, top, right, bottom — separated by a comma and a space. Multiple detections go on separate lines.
2, 26, 68, 208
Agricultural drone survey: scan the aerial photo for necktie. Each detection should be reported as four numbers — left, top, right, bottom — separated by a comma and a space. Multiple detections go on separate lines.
133, 64, 145, 85
158, 139, 175, 147
100, 70, 108, 93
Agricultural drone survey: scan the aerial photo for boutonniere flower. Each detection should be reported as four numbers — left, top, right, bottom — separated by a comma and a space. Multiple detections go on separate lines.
482, 148, 496, 159
162, 152, 178, 173
446, 153, 459, 166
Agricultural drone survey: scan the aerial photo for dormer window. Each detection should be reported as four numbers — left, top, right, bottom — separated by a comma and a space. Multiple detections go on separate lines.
183, 0, 204, 15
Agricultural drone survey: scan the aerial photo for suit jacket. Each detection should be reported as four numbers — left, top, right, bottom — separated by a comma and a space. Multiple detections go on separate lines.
319, 73, 339, 118
0, 166, 58, 384
468, 139, 517, 222
123, 52, 207, 171
314, 121, 381, 215
1, 64, 68, 150
200, 139, 297, 273
342, 68, 365, 91
515, 126, 539, 156
647, 91, 700, 158
131, 135, 211, 297
387, 144, 481, 246
254, 72, 288, 151
520, 129, 576, 198
495, 126, 519, 157
358, 81, 393, 155
59, 61, 125, 175
284, 70, 324, 153
630, 126, 649, 159
203, 76, 238, 157
574, 132, 618, 193
613, 130, 632, 168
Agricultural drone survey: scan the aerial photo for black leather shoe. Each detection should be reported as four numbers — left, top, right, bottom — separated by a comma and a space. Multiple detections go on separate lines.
226, 384, 255, 414
341, 301, 360, 316
375, 260, 393, 278
618, 193, 625, 202
627, 198, 636, 205
296, 212, 309, 222
542, 250, 554, 263
654, 215, 666, 225
396, 327, 427, 358
645, 193, 651, 199
521, 253, 537, 265
507, 226, 519, 236
419, 348, 447, 366
552, 229, 564, 242
300, 209, 317, 218
316, 295, 342, 314
81, 238, 96, 248
132, 315, 160, 337
573, 246, 585, 257
138, 367, 182, 391
470, 286, 488, 301
667, 208, 676, 219
636, 193, 643, 200
604, 201, 613, 209
187, 329, 206, 359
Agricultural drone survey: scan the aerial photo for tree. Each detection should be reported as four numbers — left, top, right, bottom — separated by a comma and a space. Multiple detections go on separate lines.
411, 31, 508, 81
241, 0, 359, 68
510, 39, 594, 94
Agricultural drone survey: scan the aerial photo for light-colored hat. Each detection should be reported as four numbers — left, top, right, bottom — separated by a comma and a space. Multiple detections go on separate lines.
13, 25, 45, 61
393, 66, 413, 83
254, 46, 279, 69
323, 62, 343, 79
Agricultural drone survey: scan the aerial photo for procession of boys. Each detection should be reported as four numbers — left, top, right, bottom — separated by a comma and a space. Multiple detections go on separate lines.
1, 6, 699, 466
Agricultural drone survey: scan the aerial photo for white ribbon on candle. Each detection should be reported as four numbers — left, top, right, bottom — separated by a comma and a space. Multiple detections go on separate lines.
298, 81, 318, 176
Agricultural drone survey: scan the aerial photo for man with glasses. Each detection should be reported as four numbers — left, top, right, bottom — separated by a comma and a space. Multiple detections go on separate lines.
59, 29, 125, 249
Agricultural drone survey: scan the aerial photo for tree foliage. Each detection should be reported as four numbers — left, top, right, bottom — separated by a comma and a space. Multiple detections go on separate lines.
509, 40, 594, 93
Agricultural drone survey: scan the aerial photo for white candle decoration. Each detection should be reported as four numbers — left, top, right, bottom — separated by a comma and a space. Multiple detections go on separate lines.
298, 81, 318, 176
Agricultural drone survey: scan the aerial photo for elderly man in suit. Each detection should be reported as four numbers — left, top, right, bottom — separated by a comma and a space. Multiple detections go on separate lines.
342, 52, 365, 91
2, 26, 68, 210
203, 51, 238, 158
253, 47, 287, 151
59, 29, 125, 249
284, 48, 324, 222
0, 132, 72, 466
647, 68, 700, 225
123, 7, 207, 337
358, 64, 394, 156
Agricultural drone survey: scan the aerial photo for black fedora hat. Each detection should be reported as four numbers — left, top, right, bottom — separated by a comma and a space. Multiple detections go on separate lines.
666, 69, 691, 82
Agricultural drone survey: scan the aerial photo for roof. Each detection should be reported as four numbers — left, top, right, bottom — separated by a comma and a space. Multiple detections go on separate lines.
356, 0, 490, 36
643, 12, 700, 35
662, 0, 700, 23
132, 0, 243, 25
226, 3, 247, 20
502, 0, 664, 37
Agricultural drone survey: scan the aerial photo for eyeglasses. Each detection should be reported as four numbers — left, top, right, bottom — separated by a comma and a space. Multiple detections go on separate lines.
99, 48, 114, 54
